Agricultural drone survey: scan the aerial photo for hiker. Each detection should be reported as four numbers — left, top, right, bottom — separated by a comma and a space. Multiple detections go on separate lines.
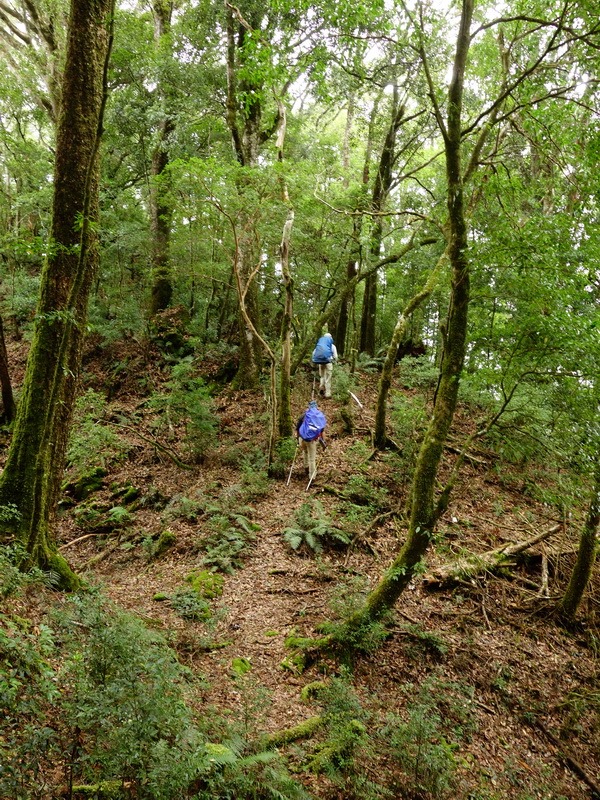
311, 332, 337, 398
295, 400, 327, 481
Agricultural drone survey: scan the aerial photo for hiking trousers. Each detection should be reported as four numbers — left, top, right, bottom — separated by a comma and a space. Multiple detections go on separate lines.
318, 362, 333, 398
301, 439, 317, 479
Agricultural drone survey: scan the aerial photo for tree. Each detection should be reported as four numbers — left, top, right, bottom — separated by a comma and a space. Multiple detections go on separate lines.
559, 456, 600, 619
148, 0, 175, 316
0, 0, 115, 587
354, 0, 474, 622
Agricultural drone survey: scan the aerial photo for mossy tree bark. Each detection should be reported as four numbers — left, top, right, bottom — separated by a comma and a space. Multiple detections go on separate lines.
341, 0, 473, 629
0, 0, 115, 588
373, 250, 446, 449
359, 89, 405, 356
276, 102, 294, 439
225, 3, 281, 390
148, 0, 175, 316
559, 457, 600, 619
0, 316, 16, 422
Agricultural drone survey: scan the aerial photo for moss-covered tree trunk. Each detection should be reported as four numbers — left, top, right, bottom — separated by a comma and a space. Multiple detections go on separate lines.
0, 315, 16, 422
278, 214, 294, 438
343, 0, 473, 628
559, 457, 600, 619
359, 90, 404, 356
0, 0, 114, 588
225, 4, 281, 390
277, 102, 294, 439
148, 0, 175, 316
373, 251, 446, 449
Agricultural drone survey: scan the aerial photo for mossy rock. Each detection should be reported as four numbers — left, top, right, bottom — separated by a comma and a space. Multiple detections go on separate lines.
63, 467, 107, 501
110, 482, 141, 505
230, 656, 252, 676
186, 569, 224, 599
154, 529, 177, 557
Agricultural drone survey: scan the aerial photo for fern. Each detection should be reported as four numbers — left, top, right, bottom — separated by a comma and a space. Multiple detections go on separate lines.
282, 501, 350, 555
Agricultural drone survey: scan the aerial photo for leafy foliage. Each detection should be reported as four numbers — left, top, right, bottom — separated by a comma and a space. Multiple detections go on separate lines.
283, 500, 351, 554
148, 358, 218, 460
67, 390, 129, 477
197, 509, 259, 573
380, 675, 477, 798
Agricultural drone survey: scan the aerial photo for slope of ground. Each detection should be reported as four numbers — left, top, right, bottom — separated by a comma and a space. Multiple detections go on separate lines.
3, 338, 599, 799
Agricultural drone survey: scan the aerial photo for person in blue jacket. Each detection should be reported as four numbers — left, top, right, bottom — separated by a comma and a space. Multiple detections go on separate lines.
311, 333, 338, 398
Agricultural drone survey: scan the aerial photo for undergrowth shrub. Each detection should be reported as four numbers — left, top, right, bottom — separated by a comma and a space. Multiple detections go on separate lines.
170, 588, 212, 621
342, 474, 388, 509
54, 592, 203, 798
380, 674, 477, 798
283, 500, 351, 554
308, 676, 383, 799
148, 358, 218, 460
396, 353, 438, 390
162, 491, 206, 522
0, 615, 59, 799
67, 389, 129, 477
0, 542, 53, 598
197, 509, 259, 572
390, 393, 427, 479
1, 590, 311, 800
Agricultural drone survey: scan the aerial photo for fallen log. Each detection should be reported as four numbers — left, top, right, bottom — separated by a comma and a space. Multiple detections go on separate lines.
423, 523, 562, 588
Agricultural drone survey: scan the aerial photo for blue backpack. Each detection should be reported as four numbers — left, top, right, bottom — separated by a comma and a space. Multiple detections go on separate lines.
299, 403, 327, 441
312, 335, 334, 364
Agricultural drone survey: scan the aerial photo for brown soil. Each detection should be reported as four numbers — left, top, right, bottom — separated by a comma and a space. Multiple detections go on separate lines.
5, 339, 600, 799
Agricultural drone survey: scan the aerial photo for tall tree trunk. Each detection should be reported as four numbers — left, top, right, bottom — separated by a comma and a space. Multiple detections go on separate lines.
148, 0, 175, 316
0, 0, 114, 588
225, 3, 280, 389
559, 457, 600, 619
277, 103, 294, 439
0, 315, 16, 422
341, 0, 473, 630
333, 97, 380, 357
359, 89, 404, 356
373, 250, 446, 449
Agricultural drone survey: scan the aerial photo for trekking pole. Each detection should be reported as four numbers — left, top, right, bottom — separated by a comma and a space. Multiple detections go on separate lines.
286, 441, 301, 486
311, 375, 316, 400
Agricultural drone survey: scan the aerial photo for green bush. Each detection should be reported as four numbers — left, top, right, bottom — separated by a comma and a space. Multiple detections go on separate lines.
0, 542, 51, 599
307, 676, 384, 798
283, 500, 351, 554
380, 674, 476, 798
342, 474, 388, 509
396, 354, 438, 390
390, 393, 428, 480
170, 588, 212, 621
197, 510, 259, 573
148, 358, 218, 460
0, 615, 59, 799
67, 390, 129, 477
1, 591, 310, 800
54, 593, 204, 798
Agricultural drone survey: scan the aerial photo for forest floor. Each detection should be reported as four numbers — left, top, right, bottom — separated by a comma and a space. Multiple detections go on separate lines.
4, 336, 600, 800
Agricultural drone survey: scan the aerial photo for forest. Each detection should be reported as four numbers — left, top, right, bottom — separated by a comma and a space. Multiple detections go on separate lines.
0, 0, 599, 797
